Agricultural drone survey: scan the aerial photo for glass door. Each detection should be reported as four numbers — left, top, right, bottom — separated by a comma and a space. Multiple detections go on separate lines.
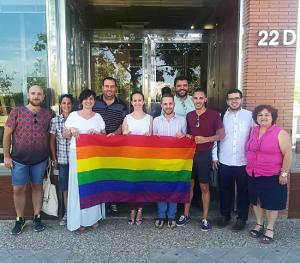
90, 30, 212, 110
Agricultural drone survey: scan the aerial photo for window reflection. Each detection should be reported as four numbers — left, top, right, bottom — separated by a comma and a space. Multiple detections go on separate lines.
0, 0, 48, 163
90, 43, 143, 106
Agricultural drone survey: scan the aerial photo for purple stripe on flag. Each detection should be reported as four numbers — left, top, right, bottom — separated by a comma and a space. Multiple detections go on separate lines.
80, 192, 190, 209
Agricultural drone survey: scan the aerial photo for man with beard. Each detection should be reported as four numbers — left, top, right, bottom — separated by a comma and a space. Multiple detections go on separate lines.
176, 88, 224, 231
3, 85, 52, 235
215, 89, 254, 231
93, 77, 128, 215
153, 93, 186, 229
173, 76, 195, 117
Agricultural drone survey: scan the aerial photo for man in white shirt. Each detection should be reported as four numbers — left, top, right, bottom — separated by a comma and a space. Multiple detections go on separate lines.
216, 89, 254, 231
173, 76, 195, 117
153, 93, 187, 229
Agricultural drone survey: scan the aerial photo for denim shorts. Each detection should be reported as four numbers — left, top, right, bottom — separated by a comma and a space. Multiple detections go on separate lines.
11, 159, 48, 186
58, 164, 69, 192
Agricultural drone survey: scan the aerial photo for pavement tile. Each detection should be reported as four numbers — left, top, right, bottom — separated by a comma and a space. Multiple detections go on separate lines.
0, 250, 10, 261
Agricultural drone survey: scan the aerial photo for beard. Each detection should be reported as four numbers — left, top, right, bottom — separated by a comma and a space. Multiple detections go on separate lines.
175, 89, 188, 98
229, 105, 241, 111
29, 99, 43, 107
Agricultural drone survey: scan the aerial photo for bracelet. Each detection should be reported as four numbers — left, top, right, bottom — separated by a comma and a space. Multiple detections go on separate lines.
280, 172, 289, 178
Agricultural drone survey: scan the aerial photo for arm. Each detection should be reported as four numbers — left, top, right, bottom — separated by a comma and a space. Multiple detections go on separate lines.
122, 117, 130, 135
147, 116, 153, 135
195, 127, 225, 144
49, 133, 58, 168
278, 130, 292, 185
3, 126, 13, 169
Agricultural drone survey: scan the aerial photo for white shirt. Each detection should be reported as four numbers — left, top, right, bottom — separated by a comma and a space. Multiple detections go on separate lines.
125, 114, 151, 135
65, 111, 105, 148
153, 113, 186, 136
218, 108, 254, 166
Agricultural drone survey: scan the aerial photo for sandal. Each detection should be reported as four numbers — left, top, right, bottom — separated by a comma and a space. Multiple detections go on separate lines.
128, 209, 136, 225
260, 228, 274, 244
167, 219, 176, 229
250, 223, 264, 238
91, 222, 99, 230
155, 218, 165, 229
136, 208, 143, 226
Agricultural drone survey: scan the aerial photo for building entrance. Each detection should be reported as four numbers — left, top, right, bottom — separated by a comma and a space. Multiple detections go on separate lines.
90, 30, 209, 110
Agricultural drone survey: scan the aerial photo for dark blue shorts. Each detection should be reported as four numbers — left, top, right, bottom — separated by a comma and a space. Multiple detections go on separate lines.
58, 164, 69, 192
248, 175, 287, 210
191, 150, 212, 184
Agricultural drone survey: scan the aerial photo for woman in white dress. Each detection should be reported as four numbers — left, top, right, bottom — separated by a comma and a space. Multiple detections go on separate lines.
122, 91, 153, 225
64, 89, 106, 232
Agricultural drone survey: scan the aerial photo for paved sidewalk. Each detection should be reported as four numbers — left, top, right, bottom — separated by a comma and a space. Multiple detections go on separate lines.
0, 214, 300, 262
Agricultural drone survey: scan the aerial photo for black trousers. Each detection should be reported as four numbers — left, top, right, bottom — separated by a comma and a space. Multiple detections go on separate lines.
218, 163, 249, 221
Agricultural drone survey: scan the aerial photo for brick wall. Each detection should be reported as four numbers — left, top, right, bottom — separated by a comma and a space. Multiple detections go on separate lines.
242, 0, 298, 132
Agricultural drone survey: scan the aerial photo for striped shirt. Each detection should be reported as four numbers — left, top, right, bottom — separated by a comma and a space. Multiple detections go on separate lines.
49, 114, 71, 164
93, 95, 128, 134
153, 113, 187, 136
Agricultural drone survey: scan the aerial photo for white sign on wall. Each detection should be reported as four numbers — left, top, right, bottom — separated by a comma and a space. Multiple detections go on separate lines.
257, 30, 296, 46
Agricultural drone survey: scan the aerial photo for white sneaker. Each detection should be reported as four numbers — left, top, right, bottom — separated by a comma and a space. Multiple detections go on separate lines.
59, 214, 67, 226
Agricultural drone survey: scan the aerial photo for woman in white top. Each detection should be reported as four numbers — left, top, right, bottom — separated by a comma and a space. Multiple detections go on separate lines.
64, 89, 106, 232
122, 91, 153, 225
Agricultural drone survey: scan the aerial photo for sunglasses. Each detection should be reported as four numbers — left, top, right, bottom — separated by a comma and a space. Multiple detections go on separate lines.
33, 113, 38, 125
196, 115, 200, 128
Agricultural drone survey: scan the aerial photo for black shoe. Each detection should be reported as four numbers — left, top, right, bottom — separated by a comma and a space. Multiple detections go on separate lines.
216, 216, 230, 228
232, 219, 246, 231
11, 217, 26, 235
33, 215, 46, 232
109, 204, 119, 216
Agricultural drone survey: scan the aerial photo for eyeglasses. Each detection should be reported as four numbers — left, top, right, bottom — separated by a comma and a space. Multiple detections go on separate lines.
196, 115, 200, 128
33, 113, 38, 125
227, 97, 241, 101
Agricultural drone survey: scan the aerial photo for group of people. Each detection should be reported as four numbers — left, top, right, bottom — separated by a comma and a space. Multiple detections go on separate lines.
3, 76, 292, 244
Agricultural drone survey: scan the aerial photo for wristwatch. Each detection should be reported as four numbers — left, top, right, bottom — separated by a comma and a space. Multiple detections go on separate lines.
280, 172, 289, 177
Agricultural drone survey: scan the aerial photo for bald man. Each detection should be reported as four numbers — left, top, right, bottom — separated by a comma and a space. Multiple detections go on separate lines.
3, 85, 52, 235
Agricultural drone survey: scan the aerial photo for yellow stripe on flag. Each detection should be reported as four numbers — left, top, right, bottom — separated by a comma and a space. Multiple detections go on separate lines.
77, 157, 193, 173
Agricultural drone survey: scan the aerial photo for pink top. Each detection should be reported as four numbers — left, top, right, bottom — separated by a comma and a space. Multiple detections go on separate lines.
246, 125, 283, 177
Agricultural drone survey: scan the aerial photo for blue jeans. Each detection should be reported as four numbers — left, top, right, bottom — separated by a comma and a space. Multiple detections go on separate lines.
157, 202, 177, 219
58, 164, 69, 192
11, 159, 48, 186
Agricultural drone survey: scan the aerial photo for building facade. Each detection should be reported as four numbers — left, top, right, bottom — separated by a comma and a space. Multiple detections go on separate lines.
0, 0, 299, 218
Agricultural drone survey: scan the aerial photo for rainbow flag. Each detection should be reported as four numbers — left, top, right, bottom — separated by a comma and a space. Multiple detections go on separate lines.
76, 134, 195, 209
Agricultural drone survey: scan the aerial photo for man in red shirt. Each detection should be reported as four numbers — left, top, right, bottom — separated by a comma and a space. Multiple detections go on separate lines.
176, 88, 225, 231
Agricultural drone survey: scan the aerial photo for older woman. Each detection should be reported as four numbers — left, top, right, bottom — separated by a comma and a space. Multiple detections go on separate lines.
64, 89, 106, 232
246, 104, 292, 243
122, 91, 153, 225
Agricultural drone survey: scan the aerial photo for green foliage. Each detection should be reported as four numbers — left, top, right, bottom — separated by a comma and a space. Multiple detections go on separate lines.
34, 33, 47, 52
0, 67, 15, 94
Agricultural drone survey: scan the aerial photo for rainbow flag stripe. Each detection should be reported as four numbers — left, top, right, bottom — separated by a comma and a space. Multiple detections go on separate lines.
76, 134, 195, 209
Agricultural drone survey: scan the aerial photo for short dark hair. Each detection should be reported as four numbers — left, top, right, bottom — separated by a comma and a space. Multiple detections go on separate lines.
102, 77, 117, 86
59, 94, 74, 105
79, 89, 96, 103
161, 93, 174, 101
252, 104, 278, 125
193, 88, 207, 97
161, 86, 172, 95
226, 89, 243, 99
174, 76, 189, 87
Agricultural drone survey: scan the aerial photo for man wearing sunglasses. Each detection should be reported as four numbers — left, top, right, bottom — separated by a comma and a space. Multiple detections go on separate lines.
176, 88, 224, 231
3, 85, 52, 235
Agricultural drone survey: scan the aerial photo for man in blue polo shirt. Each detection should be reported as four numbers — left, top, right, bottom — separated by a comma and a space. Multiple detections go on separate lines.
93, 77, 128, 215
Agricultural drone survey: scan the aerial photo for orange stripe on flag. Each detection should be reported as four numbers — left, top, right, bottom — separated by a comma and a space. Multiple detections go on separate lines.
76, 146, 194, 160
